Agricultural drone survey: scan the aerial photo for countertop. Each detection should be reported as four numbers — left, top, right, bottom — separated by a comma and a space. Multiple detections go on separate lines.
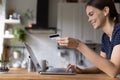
0, 68, 120, 80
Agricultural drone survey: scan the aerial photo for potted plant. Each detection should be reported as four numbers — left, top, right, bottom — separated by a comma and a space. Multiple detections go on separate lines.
13, 27, 26, 42
11, 27, 26, 68
11, 27, 26, 58
13, 49, 21, 59
12, 27, 26, 57
0, 55, 9, 72
0, 58, 9, 67
22, 9, 34, 26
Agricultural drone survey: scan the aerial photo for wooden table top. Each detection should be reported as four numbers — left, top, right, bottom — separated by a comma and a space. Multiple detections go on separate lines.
0, 69, 120, 80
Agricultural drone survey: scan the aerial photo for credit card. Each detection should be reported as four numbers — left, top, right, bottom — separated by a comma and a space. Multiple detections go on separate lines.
49, 34, 60, 40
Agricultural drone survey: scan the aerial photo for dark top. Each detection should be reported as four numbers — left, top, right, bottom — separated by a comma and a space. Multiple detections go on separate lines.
101, 23, 120, 59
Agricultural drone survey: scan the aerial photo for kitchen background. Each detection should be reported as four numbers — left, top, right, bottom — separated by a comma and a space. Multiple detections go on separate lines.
0, 0, 120, 69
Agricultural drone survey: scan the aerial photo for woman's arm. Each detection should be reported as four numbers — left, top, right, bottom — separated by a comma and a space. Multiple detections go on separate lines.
57, 37, 120, 77
67, 52, 106, 74
81, 67, 102, 74
67, 64, 102, 73
77, 41, 120, 78
81, 52, 106, 74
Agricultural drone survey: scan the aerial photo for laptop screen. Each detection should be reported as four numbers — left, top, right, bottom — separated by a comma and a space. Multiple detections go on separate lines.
25, 43, 76, 75
24, 43, 41, 72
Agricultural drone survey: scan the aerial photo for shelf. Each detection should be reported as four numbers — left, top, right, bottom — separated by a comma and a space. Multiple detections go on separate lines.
3, 34, 14, 38
5, 19, 20, 24
26, 29, 56, 34
25, 27, 57, 34
10, 68, 27, 71
7, 45, 25, 49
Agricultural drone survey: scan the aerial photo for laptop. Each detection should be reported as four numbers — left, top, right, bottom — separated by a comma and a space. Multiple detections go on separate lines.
24, 43, 76, 75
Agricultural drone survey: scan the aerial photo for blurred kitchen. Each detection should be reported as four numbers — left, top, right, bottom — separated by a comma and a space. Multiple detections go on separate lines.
0, 0, 120, 71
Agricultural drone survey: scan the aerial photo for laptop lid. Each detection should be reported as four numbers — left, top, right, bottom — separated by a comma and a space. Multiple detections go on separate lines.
24, 43, 42, 72
25, 43, 75, 75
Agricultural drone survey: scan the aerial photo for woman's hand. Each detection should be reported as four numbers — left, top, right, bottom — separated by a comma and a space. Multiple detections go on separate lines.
66, 64, 82, 73
57, 37, 80, 49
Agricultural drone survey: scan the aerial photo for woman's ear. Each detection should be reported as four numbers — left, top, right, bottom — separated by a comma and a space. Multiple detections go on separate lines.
103, 6, 109, 16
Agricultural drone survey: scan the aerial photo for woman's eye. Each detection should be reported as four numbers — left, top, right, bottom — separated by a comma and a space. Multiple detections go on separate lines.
89, 12, 93, 16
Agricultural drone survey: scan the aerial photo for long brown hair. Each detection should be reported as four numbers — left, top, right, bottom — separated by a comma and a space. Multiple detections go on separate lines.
86, 0, 120, 24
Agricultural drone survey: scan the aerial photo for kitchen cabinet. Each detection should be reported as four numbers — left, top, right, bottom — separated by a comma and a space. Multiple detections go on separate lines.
57, 3, 103, 44
81, 3, 103, 43
57, 3, 82, 39
4, 20, 20, 39
3, 0, 21, 45
0, 0, 23, 63
0, 0, 21, 40
115, 3, 120, 13
81, 3, 95, 43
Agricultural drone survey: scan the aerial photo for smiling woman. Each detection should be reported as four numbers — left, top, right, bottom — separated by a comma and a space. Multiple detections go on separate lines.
57, 0, 120, 78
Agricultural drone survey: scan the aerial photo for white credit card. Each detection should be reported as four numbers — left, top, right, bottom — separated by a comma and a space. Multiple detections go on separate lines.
49, 34, 60, 40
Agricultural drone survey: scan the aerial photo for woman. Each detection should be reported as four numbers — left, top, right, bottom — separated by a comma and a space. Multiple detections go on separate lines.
57, 0, 120, 78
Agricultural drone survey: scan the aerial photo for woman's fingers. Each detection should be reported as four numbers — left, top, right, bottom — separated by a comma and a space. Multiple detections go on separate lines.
66, 64, 82, 73
57, 37, 80, 49
66, 64, 72, 71
57, 38, 69, 47
57, 38, 68, 44
66, 64, 77, 73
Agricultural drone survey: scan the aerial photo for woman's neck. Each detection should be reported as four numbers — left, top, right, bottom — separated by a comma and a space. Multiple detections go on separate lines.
101, 19, 115, 40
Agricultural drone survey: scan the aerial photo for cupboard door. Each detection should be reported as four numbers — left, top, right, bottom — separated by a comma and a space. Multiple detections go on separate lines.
57, 3, 82, 38
57, 3, 103, 44
81, 3, 103, 44
81, 3, 95, 43
115, 3, 120, 13
94, 30, 103, 44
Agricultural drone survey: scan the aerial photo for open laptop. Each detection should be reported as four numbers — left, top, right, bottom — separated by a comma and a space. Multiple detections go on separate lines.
24, 43, 75, 75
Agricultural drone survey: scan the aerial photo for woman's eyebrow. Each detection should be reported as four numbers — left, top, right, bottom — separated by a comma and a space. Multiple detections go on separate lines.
88, 11, 93, 16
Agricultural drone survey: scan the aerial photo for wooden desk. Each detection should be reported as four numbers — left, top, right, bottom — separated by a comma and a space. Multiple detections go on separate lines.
0, 69, 119, 80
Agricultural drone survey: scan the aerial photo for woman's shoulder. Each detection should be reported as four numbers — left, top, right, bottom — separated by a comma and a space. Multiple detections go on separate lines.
101, 33, 108, 43
115, 23, 120, 28
113, 23, 120, 34
102, 33, 107, 38
116, 23, 120, 25
112, 23, 120, 46
112, 23, 120, 41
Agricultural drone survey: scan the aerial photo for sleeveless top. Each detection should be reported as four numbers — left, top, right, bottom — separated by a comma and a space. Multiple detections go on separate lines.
101, 23, 120, 59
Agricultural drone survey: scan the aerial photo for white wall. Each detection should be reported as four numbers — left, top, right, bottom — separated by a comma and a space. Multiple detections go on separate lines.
0, 0, 6, 55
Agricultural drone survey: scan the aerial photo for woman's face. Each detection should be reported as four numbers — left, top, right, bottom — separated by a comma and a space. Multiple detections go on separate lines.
86, 6, 106, 29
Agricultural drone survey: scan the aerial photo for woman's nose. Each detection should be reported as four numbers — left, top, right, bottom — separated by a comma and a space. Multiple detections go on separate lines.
88, 17, 92, 23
